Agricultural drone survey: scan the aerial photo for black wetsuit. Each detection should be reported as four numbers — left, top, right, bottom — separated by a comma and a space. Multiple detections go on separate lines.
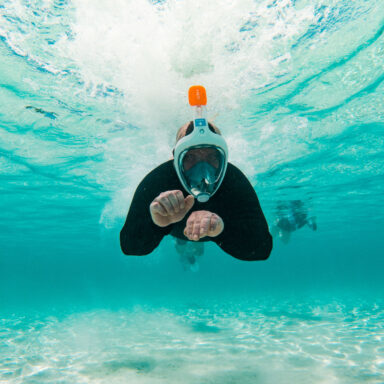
120, 160, 272, 261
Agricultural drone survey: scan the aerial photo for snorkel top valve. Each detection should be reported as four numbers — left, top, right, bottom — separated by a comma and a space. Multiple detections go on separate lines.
189, 85, 207, 122
189, 85, 207, 106
173, 85, 229, 203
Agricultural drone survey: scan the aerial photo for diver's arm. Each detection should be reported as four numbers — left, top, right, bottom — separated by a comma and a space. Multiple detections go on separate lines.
213, 168, 273, 261
120, 172, 172, 256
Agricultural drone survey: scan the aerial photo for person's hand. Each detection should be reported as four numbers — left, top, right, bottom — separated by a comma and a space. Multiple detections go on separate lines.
184, 211, 224, 241
150, 190, 195, 227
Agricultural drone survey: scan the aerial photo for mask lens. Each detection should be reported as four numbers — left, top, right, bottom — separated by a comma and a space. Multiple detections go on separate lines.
182, 147, 222, 172
180, 147, 225, 198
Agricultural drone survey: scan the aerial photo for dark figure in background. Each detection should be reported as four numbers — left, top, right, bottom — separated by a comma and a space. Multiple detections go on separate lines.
175, 238, 204, 272
271, 200, 317, 244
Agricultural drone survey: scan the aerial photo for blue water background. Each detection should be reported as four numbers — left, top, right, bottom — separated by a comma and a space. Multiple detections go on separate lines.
0, 1, 383, 382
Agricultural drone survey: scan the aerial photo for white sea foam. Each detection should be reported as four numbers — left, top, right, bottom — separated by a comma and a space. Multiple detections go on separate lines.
61, 0, 315, 124
1, 0, 383, 228
57, 0, 315, 224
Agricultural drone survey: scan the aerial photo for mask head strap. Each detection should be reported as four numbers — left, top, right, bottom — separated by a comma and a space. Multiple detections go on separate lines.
173, 121, 217, 156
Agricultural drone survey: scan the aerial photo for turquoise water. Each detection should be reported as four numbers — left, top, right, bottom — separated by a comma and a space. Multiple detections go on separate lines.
1, 0, 384, 383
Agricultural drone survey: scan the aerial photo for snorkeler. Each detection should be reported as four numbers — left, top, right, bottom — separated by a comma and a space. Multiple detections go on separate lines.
270, 200, 317, 244
120, 86, 272, 262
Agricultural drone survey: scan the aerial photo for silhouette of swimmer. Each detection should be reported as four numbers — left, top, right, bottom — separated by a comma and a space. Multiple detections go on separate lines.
174, 238, 204, 272
25, 105, 57, 120
271, 200, 317, 244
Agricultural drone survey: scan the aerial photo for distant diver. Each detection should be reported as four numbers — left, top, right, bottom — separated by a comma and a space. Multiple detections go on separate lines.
271, 200, 317, 244
120, 86, 272, 264
25, 105, 57, 120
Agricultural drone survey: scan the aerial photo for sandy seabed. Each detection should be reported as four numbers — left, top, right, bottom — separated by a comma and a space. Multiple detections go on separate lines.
1, 297, 383, 384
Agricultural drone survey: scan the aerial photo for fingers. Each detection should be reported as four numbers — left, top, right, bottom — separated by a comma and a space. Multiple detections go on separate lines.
184, 195, 195, 213
184, 217, 205, 241
209, 215, 219, 233
150, 201, 167, 216
199, 213, 220, 237
168, 192, 179, 213
176, 191, 185, 210
184, 212, 220, 241
199, 215, 211, 238
154, 190, 185, 216
184, 219, 194, 240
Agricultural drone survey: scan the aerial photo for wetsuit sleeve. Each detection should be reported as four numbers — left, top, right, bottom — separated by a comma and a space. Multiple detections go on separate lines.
213, 168, 273, 261
120, 170, 172, 256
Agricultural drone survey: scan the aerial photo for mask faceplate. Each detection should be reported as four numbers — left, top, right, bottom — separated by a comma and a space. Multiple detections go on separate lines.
175, 144, 227, 202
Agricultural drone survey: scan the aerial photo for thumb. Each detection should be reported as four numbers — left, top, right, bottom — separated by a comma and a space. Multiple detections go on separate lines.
184, 195, 195, 213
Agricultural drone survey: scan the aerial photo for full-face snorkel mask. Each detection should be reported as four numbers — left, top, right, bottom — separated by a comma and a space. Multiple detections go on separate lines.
173, 86, 228, 203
